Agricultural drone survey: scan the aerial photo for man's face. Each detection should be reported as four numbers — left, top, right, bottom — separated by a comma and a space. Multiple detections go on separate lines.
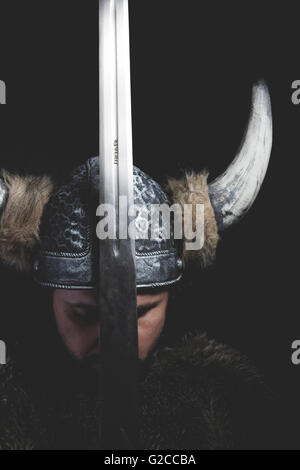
53, 289, 168, 367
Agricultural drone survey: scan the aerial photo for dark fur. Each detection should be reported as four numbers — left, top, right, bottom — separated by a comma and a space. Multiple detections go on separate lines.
0, 332, 276, 450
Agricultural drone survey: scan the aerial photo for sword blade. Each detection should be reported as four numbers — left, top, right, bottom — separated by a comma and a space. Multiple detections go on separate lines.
99, 0, 139, 450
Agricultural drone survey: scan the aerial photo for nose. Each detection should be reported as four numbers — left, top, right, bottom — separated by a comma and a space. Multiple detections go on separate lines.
87, 324, 101, 356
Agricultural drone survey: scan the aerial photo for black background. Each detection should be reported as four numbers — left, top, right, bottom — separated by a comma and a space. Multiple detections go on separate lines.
0, 0, 299, 449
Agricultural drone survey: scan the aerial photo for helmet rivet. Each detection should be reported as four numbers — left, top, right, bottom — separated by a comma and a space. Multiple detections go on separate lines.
177, 258, 183, 271
33, 259, 40, 272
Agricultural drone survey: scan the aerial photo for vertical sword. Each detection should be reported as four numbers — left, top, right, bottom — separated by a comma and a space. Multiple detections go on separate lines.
98, 0, 139, 449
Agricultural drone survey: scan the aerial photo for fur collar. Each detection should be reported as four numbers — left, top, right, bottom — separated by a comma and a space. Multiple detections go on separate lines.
0, 331, 275, 450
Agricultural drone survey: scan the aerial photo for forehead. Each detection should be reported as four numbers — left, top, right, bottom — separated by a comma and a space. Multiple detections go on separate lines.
53, 289, 98, 306
53, 289, 168, 307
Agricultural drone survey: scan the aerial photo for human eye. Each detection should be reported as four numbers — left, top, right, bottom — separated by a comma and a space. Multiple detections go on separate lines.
137, 306, 151, 319
70, 306, 98, 326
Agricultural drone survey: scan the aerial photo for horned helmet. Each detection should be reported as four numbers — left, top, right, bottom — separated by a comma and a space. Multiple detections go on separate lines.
0, 81, 272, 288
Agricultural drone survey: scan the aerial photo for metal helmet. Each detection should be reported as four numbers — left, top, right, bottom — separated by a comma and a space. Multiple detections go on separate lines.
33, 156, 183, 290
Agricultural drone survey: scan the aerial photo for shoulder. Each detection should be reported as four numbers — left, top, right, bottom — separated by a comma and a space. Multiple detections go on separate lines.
0, 356, 42, 450
141, 332, 277, 450
145, 331, 268, 398
152, 331, 259, 376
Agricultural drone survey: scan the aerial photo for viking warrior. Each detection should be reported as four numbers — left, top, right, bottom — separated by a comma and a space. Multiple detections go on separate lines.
0, 0, 277, 450
0, 80, 278, 449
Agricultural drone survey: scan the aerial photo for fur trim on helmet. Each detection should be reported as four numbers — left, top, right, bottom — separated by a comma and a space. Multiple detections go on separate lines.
0, 171, 53, 271
167, 171, 219, 268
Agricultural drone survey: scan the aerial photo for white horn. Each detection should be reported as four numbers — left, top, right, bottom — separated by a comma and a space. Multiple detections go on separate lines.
209, 80, 273, 231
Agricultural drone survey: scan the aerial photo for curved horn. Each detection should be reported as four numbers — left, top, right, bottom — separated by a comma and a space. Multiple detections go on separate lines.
0, 177, 9, 219
208, 80, 273, 231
